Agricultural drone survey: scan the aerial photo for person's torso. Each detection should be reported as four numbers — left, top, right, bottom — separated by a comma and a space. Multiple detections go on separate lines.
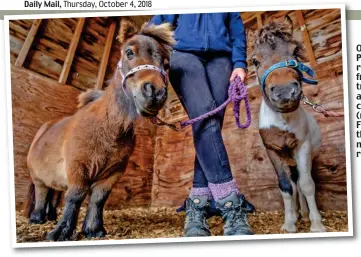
173, 13, 232, 53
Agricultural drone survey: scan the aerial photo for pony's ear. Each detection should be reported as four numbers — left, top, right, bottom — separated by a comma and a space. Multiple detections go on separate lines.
117, 18, 138, 44
283, 15, 293, 34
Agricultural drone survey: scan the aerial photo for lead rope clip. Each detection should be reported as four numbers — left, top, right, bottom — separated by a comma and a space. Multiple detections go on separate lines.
301, 95, 326, 113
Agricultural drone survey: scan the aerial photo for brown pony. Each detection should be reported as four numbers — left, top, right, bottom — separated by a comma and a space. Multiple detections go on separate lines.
25, 19, 175, 241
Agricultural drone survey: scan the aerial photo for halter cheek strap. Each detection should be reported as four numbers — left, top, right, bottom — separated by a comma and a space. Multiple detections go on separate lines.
260, 59, 318, 92
117, 61, 168, 97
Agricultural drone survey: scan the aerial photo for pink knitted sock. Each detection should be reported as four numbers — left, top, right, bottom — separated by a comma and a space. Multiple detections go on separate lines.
189, 187, 213, 200
208, 179, 240, 201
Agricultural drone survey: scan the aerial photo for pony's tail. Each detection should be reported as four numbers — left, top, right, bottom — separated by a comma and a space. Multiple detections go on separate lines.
77, 89, 104, 109
24, 181, 35, 219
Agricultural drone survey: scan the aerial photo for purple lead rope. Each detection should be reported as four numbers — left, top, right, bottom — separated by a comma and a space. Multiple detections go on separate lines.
150, 76, 251, 131
179, 76, 252, 129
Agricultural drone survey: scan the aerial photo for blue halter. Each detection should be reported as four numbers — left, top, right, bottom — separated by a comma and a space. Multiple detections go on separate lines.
260, 59, 318, 92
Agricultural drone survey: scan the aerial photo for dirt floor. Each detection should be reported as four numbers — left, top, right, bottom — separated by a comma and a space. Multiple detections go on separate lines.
16, 207, 348, 243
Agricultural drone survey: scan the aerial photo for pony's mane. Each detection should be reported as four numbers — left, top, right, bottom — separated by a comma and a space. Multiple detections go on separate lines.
254, 20, 307, 61
140, 23, 176, 48
140, 22, 176, 60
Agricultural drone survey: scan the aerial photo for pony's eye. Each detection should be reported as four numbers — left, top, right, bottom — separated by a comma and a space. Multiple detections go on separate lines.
293, 46, 298, 55
292, 46, 301, 60
125, 48, 134, 60
252, 58, 260, 67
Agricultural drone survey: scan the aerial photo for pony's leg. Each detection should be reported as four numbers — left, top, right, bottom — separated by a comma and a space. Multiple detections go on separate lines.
29, 181, 49, 224
46, 189, 63, 221
297, 183, 309, 221
265, 150, 297, 232
289, 166, 300, 220
82, 172, 121, 238
46, 185, 87, 241
296, 141, 326, 232
46, 164, 88, 241
280, 181, 298, 233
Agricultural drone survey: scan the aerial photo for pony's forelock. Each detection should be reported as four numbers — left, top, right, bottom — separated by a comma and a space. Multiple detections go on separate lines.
253, 19, 307, 61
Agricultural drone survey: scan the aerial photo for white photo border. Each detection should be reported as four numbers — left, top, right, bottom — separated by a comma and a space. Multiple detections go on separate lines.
3, 3, 353, 249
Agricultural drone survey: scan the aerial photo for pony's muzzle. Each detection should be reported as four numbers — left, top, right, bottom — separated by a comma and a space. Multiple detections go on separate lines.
269, 81, 301, 103
141, 82, 167, 108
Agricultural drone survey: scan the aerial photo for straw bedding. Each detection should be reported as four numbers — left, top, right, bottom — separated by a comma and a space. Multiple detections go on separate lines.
16, 207, 348, 243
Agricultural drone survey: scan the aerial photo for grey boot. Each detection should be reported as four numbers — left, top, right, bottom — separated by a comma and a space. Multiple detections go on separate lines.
216, 192, 254, 236
184, 195, 211, 237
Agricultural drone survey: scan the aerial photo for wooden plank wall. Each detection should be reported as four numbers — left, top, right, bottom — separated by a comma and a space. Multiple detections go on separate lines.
9, 20, 34, 64
151, 9, 347, 211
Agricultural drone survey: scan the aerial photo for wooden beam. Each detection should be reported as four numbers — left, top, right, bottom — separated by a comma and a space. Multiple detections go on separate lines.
58, 18, 85, 84
295, 10, 317, 66
243, 16, 257, 26
15, 19, 42, 67
256, 12, 263, 28
95, 21, 116, 90
243, 11, 266, 25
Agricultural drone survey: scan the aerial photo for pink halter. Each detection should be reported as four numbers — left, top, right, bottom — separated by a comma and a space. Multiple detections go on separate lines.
117, 61, 168, 97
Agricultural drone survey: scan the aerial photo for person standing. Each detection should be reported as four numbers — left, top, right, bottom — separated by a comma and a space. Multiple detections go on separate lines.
149, 12, 253, 236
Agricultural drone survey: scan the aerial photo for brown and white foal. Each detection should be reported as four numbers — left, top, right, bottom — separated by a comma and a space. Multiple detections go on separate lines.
25, 20, 175, 241
250, 16, 326, 233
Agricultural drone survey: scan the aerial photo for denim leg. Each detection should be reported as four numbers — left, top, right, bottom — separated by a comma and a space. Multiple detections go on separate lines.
169, 51, 233, 186
205, 55, 233, 128
169, 51, 210, 188
193, 55, 233, 188
193, 158, 207, 188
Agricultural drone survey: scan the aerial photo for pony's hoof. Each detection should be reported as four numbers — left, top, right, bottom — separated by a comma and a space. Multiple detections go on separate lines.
46, 227, 75, 241
310, 223, 327, 233
29, 211, 46, 224
281, 223, 297, 233
82, 227, 107, 239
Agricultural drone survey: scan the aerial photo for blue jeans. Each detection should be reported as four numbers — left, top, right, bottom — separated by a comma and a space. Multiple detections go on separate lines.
169, 50, 234, 188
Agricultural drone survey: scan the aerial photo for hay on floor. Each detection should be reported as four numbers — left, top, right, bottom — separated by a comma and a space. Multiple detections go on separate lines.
16, 207, 348, 243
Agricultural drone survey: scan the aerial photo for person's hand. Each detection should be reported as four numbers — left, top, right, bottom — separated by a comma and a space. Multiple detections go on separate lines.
230, 68, 247, 82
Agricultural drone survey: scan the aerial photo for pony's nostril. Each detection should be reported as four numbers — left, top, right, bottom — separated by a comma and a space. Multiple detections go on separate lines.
142, 83, 156, 97
270, 86, 276, 92
156, 87, 167, 100
291, 81, 300, 87
290, 82, 300, 96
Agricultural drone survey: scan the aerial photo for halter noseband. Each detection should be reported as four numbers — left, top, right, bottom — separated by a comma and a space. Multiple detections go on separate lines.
260, 59, 318, 92
259, 59, 318, 113
117, 61, 168, 97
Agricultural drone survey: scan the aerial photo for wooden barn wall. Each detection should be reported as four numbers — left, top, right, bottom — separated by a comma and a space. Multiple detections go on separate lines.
151, 9, 347, 211
26, 18, 78, 81
9, 19, 34, 64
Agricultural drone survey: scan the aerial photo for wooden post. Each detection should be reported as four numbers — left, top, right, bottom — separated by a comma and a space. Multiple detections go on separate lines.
58, 18, 86, 84
256, 12, 263, 28
95, 21, 116, 90
296, 10, 317, 66
15, 19, 42, 67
